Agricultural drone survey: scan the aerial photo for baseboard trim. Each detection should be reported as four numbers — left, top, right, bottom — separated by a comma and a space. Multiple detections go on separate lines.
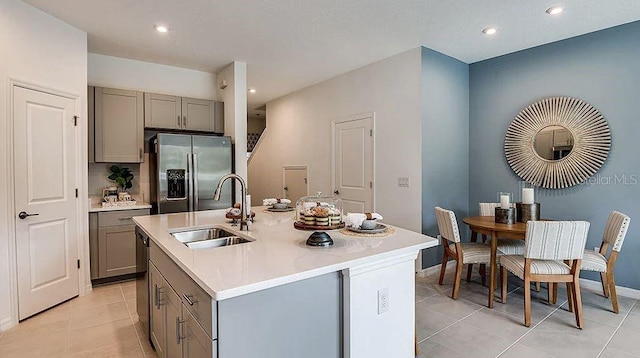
416, 261, 456, 278
0, 317, 17, 332
417, 266, 640, 300
580, 278, 640, 300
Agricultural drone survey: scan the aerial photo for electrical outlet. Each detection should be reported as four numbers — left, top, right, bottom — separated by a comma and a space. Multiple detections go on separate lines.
378, 288, 389, 314
594, 246, 599, 252
398, 177, 410, 188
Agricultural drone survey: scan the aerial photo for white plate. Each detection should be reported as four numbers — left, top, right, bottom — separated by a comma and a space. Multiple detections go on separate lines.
347, 223, 387, 234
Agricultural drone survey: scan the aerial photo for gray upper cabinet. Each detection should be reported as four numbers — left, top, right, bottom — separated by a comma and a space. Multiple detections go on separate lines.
88, 86, 95, 163
144, 93, 182, 130
181, 97, 214, 132
94, 87, 144, 163
144, 92, 224, 133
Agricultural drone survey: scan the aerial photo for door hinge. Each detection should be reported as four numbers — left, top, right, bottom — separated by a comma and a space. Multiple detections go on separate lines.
369, 129, 373, 137
75, 188, 78, 198
73, 115, 79, 126
77, 259, 80, 269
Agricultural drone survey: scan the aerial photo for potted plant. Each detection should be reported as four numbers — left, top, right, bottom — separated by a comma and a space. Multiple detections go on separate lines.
108, 165, 134, 192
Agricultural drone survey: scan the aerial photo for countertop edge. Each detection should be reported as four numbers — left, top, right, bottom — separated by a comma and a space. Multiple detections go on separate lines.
133, 213, 439, 301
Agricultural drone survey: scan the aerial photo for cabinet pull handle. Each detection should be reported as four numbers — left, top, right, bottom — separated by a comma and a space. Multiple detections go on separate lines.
176, 316, 186, 344
139, 148, 143, 160
118, 217, 133, 220
183, 115, 187, 127
183, 294, 196, 306
154, 284, 159, 309
177, 115, 181, 127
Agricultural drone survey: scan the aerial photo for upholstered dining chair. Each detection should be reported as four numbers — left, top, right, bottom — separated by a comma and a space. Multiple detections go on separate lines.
500, 221, 590, 328
435, 206, 493, 299
580, 211, 630, 313
467, 203, 526, 284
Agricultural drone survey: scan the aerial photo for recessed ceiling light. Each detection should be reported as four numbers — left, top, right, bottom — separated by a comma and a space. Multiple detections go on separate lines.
154, 25, 169, 33
482, 27, 498, 35
248, 88, 257, 94
546, 6, 565, 15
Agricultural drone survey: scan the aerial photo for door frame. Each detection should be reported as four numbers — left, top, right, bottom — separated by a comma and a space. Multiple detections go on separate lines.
3, 79, 88, 328
282, 165, 309, 200
330, 112, 376, 212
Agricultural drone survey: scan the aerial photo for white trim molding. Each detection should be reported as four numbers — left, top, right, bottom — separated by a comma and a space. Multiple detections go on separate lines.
580, 278, 640, 300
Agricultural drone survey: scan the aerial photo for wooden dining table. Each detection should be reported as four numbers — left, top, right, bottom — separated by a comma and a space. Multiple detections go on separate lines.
462, 216, 528, 308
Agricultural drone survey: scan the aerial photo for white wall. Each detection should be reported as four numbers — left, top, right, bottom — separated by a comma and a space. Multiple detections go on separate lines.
0, 0, 88, 330
248, 48, 422, 231
88, 53, 217, 100
216, 62, 248, 197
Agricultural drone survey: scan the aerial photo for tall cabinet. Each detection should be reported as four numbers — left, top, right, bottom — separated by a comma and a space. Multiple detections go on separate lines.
94, 87, 144, 163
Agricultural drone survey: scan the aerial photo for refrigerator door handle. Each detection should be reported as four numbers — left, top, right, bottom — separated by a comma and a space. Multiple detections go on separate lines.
187, 153, 194, 212
193, 154, 199, 211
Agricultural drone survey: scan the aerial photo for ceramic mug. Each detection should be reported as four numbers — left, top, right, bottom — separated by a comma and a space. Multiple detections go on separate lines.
118, 192, 131, 201
105, 195, 118, 203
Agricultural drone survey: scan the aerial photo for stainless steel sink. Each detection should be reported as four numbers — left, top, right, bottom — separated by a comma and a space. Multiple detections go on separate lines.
185, 237, 254, 250
170, 227, 254, 249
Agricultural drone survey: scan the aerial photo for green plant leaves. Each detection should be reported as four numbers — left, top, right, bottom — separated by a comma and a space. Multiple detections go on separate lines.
108, 164, 135, 189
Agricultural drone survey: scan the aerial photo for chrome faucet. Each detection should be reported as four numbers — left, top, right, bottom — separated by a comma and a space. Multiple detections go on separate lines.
214, 174, 249, 231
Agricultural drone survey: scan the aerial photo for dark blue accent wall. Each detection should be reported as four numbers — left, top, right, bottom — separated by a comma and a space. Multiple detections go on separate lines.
421, 47, 470, 269
469, 21, 640, 289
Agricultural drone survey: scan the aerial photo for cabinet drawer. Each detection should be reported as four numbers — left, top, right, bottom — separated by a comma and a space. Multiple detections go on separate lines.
150, 241, 216, 339
98, 209, 150, 227
183, 304, 217, 358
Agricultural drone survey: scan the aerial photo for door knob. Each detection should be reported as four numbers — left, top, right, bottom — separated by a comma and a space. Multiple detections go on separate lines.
333, 190, 340, 195
284, 186, 289, 191
18, 211, 39, 220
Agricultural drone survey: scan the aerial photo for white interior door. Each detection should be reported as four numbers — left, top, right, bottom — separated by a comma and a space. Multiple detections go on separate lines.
283, 166, 308, 204
14, 86, 79, 320
333, 117, 374, 214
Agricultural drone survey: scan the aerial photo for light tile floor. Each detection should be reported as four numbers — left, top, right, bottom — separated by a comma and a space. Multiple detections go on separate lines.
1, 273, 638, 358
0, 280, 158, 358
416, 270, 640, 358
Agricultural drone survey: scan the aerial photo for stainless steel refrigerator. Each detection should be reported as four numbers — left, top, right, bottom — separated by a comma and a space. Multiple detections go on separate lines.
149, 133, 233, 214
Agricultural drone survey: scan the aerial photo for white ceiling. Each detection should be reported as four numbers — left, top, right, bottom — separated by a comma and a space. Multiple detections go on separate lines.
23, 0, 640, 113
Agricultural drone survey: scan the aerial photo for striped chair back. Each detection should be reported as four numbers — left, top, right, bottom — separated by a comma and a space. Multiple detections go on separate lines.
479, 202, 516, 216
603, 211, 631, 252
479, 203, 499, 216
435, 207, 461, 243
524, 221, 590, 260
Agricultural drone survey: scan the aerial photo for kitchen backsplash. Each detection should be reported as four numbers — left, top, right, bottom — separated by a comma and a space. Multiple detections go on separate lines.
88, 158, 150, 203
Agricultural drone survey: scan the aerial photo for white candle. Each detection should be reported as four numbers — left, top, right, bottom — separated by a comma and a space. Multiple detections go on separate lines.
522, 188, 534, 205
500, 194, 510, 209
245, 194, 252, 215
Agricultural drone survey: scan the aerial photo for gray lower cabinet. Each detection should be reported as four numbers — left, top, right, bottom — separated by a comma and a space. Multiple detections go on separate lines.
149, 247, 216, 358
94, 87, 144, 163
146, 237, 341, 358
90, 209, 150, 280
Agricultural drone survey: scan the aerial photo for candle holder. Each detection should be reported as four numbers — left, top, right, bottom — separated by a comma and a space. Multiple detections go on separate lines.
495, 207, 516, 224
520, 181, 536, 205
516, 203, 540, 223
497, 192, 512, 209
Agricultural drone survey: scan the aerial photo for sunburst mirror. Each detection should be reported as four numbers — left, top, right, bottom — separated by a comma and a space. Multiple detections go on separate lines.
505, 96, 611, 189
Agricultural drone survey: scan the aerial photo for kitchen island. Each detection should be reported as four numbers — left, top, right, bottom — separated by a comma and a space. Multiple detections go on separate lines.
133, 207, 437, 358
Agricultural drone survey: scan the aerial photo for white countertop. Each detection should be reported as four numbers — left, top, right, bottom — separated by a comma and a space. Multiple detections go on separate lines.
133, 207, 438, 300
89, 201, 152, 212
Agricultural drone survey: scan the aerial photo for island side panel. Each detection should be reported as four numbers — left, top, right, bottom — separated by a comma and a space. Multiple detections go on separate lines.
217, 272, 342, 358
342, 253, 416, 358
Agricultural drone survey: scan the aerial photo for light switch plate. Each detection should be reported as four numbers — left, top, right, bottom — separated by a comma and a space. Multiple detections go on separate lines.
398, 177, 410, 187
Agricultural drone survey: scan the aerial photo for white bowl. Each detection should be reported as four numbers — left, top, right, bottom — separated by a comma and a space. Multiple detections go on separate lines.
273, 202, 289, 209
361, 219, 377, 230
